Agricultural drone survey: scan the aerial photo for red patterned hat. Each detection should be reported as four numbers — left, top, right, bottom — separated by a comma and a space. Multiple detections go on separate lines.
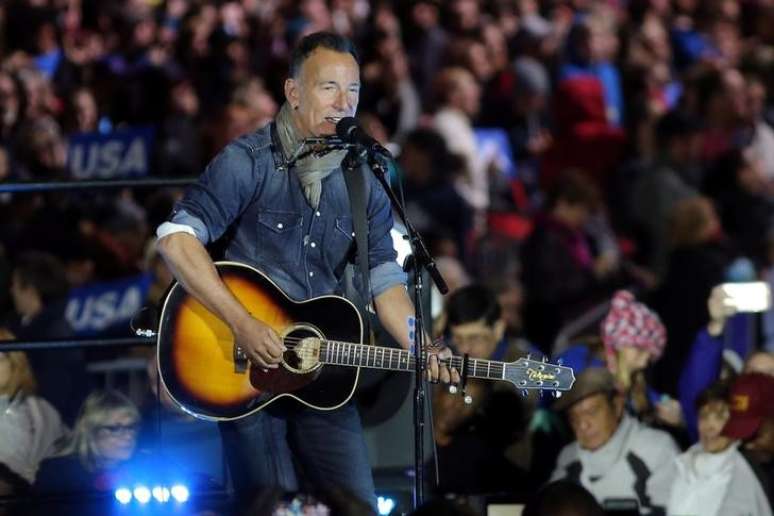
601, 290, 667, 366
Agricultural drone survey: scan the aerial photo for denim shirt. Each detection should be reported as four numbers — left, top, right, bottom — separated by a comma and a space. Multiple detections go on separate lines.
168, 123, 406, 302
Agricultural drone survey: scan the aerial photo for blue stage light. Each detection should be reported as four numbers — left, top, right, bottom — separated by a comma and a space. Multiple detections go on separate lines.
170, 484, 190, 503
152, 486, 171, 503
377, 496, 395, 515
133, 485, 152, 504
115, 487, 132, 505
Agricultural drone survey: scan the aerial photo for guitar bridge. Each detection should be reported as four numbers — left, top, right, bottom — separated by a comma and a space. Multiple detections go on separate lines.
234, 345, 248, 373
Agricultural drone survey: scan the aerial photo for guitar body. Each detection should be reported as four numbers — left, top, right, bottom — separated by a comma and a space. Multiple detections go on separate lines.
157, 261, 363, 421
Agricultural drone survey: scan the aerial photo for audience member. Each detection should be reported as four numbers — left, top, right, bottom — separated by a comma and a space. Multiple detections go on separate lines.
631, 110, 703, 274
722, 373, 774, 508
5, 251, 88, 424
432, 67, 488, 215
34, 390, 142, 495
652, 196, 732, 397
600, 290, 683, 432
551, 368, 678, 514
667, 382, 772, 516
431, 284, 533, 494
521, 170, 619, 353
0, 338, 67, 499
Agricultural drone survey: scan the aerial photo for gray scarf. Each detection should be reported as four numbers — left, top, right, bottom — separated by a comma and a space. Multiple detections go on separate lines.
275, 102, 347, 208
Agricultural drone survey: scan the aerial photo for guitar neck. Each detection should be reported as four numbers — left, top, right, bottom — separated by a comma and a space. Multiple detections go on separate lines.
319, 340, 507, 381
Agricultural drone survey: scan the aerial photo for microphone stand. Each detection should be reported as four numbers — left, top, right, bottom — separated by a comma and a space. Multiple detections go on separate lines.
345, 146, 448, 509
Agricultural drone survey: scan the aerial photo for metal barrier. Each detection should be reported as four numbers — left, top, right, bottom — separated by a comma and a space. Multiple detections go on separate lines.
0, 177, 195, 193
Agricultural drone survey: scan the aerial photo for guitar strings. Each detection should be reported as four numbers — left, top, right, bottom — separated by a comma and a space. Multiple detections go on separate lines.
269, 336, 510, 374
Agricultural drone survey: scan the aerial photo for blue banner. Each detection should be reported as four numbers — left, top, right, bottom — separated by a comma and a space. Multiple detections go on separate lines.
65, 274, 152, 336
67, 127, 155, 179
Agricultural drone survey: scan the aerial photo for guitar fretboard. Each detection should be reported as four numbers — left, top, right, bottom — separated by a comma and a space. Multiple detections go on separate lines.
318, 341, 507, 380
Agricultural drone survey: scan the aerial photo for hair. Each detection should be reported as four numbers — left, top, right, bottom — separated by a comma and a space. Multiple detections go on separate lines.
0, 350, 36, 397
13, 251, 70, 304
64, 390, 140, 471
445, 284, 502, 328
545, 169, 601, 211
289, 32, 359, 78
695, 381, 730, 411
401, 127, 466, 183
523, 480, 605, 516
668, 196, 717, 248
431, 66, 475, 108
654, 109, 703, 149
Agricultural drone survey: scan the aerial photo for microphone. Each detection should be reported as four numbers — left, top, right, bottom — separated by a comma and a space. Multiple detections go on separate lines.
335, 117, 391, 157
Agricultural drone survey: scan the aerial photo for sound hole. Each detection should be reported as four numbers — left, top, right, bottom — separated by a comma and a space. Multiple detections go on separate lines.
283, 327, 321, 373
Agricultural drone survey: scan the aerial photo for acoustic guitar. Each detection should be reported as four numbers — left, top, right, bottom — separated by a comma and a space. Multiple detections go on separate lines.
157, 262, 575, 421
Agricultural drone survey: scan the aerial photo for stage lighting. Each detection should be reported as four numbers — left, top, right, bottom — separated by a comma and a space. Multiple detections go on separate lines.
133, 485, 152, 504
152, 486, 171, 503
377, 496, 395, 515
170, 484, 190, 503
115, 487, 132, 505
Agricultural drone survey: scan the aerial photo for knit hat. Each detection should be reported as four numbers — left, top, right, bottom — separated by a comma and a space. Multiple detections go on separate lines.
600, 291, 667, 369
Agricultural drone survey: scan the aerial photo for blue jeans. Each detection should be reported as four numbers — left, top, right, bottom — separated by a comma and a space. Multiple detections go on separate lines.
218, 401, 375, 507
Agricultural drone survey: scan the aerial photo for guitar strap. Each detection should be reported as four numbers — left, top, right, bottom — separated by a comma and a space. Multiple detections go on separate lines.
341, 152, 374, 339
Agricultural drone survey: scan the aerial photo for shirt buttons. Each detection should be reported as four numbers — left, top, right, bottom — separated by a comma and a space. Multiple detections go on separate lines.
309, 272, 314, 277
315, 211, 321, 217
310, 242, 316, 248
277, 223, 284, 229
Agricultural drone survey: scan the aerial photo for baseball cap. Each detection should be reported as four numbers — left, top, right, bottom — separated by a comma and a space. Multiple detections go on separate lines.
722, 373, 774, 440
554, 367, 619, 412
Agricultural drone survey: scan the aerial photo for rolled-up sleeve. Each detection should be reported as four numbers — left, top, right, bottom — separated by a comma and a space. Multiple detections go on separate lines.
369, 261, 407, 297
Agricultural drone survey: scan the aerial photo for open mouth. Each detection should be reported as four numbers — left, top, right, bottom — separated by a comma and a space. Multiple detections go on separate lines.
325, 116, 345, 124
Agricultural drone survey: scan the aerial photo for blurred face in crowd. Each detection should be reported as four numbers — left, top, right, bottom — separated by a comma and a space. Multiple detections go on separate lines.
72, 88, 98, 132
412, 1, 439, 29
0, 73, 19, 126
285, 48, 360, 137
10, 272, 38, 319
747, 78, 766, 121
745, 352, 774, 377
450, 69, 481, 118
451, 0, 480, 32
553, 199, 592, 230
94, 409, 139, 467
619, 346, 652, 373
568, 393, 624, 451
698, 400, 732, 453
449, 318, 505, 359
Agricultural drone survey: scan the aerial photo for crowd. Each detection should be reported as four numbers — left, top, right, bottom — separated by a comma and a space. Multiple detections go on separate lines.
0, 0, 774, 514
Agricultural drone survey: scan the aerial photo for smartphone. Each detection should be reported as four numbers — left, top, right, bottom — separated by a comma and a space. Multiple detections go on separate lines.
720, 282, 772, 313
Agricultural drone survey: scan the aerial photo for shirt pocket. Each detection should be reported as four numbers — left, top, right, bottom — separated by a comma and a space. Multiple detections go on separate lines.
256, 210, 303, 265
323, 216, 355, 272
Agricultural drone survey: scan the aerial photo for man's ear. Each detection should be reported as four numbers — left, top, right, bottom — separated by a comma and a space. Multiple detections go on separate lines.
284, 78, 299, 109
